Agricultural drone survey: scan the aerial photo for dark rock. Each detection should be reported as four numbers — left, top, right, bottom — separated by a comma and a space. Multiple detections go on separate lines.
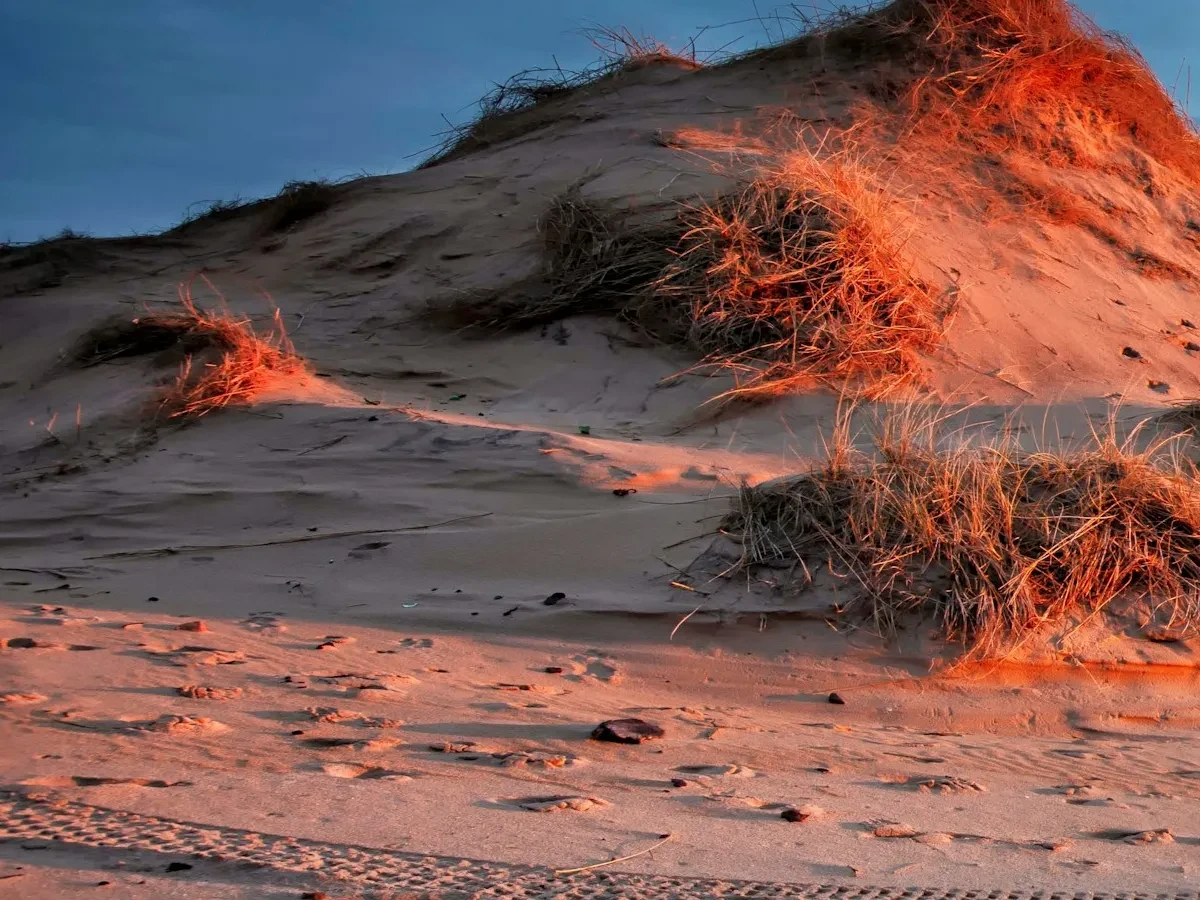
544, 666, 564, 674
670, 778, 689, 788
828, 692, 846, 705
591, 718, 664, 744
544, 592, 566, 605
165, 862, 193, 873
1121, 346, 1142, 359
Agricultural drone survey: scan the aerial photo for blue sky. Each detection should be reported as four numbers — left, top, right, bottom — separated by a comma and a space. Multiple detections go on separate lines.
1, 0, 1197, 243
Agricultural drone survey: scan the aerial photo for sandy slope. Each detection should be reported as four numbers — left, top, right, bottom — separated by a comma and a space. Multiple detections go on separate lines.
3, 25, 1200, 900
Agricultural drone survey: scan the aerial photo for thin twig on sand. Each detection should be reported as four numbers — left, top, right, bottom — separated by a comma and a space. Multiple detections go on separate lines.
555, 833, 674, 877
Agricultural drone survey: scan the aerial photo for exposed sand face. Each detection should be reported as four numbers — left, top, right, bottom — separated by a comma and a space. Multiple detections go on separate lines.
4, 15, 1200, 899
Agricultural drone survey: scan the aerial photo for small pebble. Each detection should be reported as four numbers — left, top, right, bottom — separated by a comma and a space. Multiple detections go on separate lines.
828, 692, 846, 705
545, 666, 564, 674
591, 718, 664, 744
176, 621, 207, 633
544, 592, 566, 606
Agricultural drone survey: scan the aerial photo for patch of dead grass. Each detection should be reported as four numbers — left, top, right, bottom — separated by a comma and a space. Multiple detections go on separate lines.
437, 133, 952, 399
819, 0, 1200, 183
723, 405, 1200, 657
160, 279, 306, 418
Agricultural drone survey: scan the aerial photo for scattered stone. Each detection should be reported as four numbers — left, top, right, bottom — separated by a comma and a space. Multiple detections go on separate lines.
781, 804, 825, 823
1149, 380, 1171, 394
177, 685, 242, 701
828, 692, 846, 705
517, 795, 607, 813
671, 778, 689, 788
165, 862, 193, 873
1185, 341, 1200, 352
120, 623, 144, 631
302, 892, 329, 900
1184, 319, 1197, 329
591, 718, 664, 744
544, 592, 566, 605
1121, 346, 1142, 359
176, 621, 207, 633
316, 635, 354, 651
544, 666, 564, 674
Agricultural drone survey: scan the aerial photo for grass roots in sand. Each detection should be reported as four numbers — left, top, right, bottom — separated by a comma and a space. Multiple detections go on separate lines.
723, 407, 1200, 657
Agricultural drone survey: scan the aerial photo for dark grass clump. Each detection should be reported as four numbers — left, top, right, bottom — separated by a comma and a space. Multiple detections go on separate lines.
723, 409, 1200, 658
261, 180, 338, 233
68, 314, 226, 369
166, 180, 339, 237
420, 28, 701, 168
0, 229, 171, 296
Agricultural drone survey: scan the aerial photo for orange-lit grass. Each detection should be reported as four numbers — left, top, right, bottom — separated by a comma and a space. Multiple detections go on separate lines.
158, 278, 306, 418
849, 0, 1200, 182
641, 139, 950, 400
724, 405, 1200, 658
437, 131, 950, 399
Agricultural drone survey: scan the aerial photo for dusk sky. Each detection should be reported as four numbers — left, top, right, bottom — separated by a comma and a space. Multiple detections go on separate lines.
2, 0, 1198, 243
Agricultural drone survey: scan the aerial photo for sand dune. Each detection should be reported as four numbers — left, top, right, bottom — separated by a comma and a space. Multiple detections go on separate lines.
3, 1, 1200, 896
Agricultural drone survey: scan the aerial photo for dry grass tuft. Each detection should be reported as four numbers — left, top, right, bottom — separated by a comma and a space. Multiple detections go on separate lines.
840, 0, 1200, 181
143, 278, 306, 418
261, 180, 338, 233
724, 406, 1200, 657
641, 142, 951, 399
440, 134, 951, 399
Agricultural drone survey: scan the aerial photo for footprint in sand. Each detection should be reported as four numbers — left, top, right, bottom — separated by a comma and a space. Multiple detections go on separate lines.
240, 612, 287, 633
319, 763, 412, 781
566, 651, 620, 684
675, 764, 756, 779
177, 685, 243, 701
20, 775, 193, 788
4, 638, 98, 651
395, 638, 433, 649
305, 706, 403, 728
137, 715, 229, 735
300, 736, 401, 752
0, 692, 47, 705
509, 795, 608, 813
880, 774, 985, 794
